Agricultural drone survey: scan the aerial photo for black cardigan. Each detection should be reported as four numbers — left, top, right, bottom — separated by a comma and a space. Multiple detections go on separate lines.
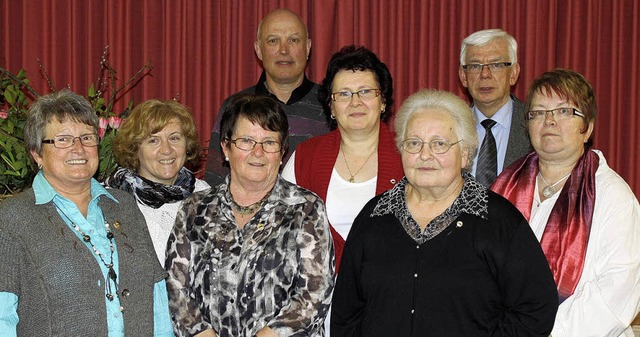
331, 190, 558, 337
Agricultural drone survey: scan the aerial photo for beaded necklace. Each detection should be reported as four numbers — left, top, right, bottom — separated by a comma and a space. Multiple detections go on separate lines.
229, 190, 271, 216
54, 204, 119, 301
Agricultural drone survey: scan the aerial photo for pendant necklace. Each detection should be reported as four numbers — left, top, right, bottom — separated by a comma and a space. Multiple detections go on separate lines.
538, 172, 571, 198
342, 146, 377, 183
54, 204, 120, 302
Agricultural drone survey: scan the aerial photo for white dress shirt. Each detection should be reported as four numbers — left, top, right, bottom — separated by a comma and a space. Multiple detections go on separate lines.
529, 150, 640, 337
471, 98, 514, 177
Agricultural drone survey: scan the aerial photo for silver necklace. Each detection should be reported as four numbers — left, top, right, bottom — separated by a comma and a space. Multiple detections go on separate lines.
538, 172, 571, 198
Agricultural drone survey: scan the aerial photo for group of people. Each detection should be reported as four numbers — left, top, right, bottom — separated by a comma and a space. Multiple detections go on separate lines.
0, 7, 638, 337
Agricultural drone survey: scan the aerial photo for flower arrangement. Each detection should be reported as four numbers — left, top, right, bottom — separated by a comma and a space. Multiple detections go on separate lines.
0, 46, 152, 200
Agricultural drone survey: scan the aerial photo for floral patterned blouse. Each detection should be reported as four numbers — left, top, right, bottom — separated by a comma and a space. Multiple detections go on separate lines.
165, 176, 335, 337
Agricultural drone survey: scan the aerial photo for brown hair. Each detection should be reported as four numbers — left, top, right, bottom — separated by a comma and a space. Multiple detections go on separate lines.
113, 99, 201, 171
219, 93, 289, 163
526, 68, 597, 134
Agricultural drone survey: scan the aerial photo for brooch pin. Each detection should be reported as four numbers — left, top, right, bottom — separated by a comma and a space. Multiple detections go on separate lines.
456, 221, 463, 228
113, 220, 122, 230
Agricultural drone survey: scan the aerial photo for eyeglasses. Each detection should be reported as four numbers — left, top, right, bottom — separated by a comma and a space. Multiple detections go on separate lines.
401, 138, 462, 154
331, 88, 381, 102
229, 137, 282, 153
526, 107, 585, 121
461, 62, 512, 74
41, 134, 100, 148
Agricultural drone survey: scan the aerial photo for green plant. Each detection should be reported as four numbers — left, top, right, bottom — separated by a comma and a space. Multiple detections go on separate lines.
0, 46, 152, 199
0, 69, 36, 197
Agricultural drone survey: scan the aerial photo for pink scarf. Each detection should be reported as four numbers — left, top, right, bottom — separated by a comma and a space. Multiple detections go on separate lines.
491, 150, 598, 302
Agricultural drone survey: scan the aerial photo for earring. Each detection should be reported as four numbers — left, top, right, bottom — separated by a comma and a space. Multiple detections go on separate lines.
330, 115, 336, 120
280, 161, 283, 165
225, 157, 229, 161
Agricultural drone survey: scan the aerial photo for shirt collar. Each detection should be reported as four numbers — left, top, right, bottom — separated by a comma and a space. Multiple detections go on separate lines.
254, 71, 314, 105
33, 170, 118, 205
372, 172, 489, 221
221, 175, 309, 210
473, 96, 514, 129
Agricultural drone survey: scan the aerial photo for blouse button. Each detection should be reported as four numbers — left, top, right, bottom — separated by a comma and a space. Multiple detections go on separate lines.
414, 273, 418, 278
390, 179, 397, 184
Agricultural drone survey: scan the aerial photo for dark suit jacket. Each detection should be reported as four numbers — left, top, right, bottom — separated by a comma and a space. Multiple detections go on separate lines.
504, 96, 532, 169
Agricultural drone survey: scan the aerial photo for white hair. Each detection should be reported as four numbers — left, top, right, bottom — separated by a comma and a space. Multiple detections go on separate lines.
460, 29, 518, 65
395, 89, 478, 170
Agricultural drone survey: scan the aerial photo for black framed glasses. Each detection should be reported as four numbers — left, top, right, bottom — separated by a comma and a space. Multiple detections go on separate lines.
41, 134, 99, 148
461, 62, 512, 74
331, 88, 381, 102
526, 107, 585, 121
229, 137, 282, 153
401, 138, 462, 154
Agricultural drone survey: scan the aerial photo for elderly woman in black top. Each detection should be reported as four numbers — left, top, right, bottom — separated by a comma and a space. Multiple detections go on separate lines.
165, 93, 334, 337
331, 89, 558, 336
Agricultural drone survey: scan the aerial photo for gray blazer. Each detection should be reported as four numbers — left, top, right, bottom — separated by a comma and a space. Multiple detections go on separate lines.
0, 187, 165, 336
504, 96, 532, 169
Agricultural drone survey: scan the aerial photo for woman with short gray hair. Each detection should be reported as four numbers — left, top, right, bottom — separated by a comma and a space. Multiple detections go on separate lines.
0, 89, 173, 336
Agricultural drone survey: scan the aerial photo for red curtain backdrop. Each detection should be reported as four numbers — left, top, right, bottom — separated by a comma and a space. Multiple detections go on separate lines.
2, 0, 638, 197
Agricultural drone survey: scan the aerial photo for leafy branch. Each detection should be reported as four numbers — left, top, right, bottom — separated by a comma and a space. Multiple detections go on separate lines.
0, 46, 153, 198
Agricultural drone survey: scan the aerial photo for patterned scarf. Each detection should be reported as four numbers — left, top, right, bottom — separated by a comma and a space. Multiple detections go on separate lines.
104, 167, 196, 209
490, 150, 598, 303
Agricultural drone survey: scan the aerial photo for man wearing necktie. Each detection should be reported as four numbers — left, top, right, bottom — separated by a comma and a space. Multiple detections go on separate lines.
458, 29, 531, 186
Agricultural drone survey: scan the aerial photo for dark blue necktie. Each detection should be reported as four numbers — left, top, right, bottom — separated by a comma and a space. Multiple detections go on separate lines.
476, 119, 498, 187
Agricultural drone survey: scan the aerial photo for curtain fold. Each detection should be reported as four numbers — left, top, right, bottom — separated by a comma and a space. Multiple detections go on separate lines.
1, 0, 638, 196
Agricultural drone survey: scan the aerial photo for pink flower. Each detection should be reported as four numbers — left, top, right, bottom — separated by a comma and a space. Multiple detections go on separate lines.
0, 108, 8, 119
108, 116, 122, 129
99, 117, 109, 129
98, 117, 108, 138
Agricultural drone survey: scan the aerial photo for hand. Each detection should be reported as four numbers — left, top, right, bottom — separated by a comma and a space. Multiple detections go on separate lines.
195, 328, 218, 337
255, 326, 279, 337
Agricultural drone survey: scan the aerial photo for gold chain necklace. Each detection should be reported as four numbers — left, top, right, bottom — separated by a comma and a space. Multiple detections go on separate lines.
342, 147, 377, 183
